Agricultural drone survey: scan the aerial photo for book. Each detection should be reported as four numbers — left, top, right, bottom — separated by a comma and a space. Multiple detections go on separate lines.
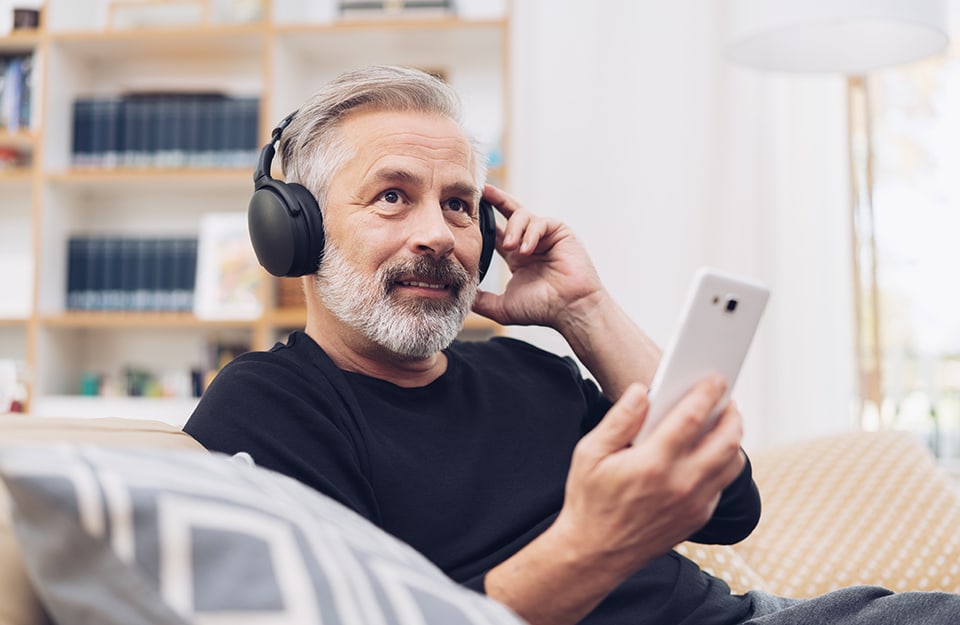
174, 237, 199, 311
119, 236, 140, 310
338, 0, 453, 19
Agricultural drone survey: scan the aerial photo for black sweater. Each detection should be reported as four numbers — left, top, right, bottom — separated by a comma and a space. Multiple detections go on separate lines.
185, 332, 760, 625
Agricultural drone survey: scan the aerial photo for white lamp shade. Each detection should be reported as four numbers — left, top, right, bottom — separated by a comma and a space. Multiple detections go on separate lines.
726, 0, 949, 73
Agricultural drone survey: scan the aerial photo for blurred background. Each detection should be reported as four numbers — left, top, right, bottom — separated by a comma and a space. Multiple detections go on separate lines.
0, 0, 958, 474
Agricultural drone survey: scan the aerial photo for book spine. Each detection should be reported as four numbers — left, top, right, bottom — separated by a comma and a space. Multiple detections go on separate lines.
85, 236, 104, 310
103, 98, 122, 169
100, 236, 123, 310
71, 99, 92, 168
119, 236, 139, 311
134, 237, 154, 311
88, 98, 107, 168
66, 237, 86, 310
241, 97, 260, 167
157, 237, 177, 311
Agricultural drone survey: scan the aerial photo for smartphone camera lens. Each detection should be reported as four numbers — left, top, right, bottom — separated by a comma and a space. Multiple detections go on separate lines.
725, 297, 738, 313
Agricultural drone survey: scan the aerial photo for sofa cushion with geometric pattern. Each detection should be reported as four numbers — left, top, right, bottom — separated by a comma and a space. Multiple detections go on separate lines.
0, 444, 526, 625
0, 416, 204, 625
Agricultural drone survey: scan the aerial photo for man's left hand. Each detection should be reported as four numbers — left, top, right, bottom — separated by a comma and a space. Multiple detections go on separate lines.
472, 184, 606, 332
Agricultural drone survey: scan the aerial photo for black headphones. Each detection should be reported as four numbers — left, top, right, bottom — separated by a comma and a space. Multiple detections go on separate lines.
248, 112, 497, 282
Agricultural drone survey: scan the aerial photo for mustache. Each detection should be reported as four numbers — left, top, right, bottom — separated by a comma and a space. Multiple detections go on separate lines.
381, 256, 472, 293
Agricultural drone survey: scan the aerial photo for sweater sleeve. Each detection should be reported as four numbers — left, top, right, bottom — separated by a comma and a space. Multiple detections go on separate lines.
687, 452, 761, 545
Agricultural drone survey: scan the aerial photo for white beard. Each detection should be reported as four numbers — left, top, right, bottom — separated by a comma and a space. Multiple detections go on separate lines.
314, 240, 478, 359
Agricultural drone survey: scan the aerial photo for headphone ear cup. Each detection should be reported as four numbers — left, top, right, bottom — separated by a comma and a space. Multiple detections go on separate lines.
248, 179, 325, 278
478, 199, 496, 284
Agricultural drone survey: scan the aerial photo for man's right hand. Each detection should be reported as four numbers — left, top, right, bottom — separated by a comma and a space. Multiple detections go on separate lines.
484, 377, 745, 625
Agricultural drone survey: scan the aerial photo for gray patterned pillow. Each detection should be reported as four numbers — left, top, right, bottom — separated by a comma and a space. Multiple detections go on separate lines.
0, 444, 526, 625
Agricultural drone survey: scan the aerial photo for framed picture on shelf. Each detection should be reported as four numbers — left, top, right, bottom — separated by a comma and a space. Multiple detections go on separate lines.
193, 213, 264, 320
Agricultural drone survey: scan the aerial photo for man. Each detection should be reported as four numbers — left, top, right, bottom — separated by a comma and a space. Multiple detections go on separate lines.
185, 66, 958, 625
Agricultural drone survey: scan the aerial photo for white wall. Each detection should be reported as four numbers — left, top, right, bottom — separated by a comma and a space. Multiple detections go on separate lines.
506, 1, 857, 450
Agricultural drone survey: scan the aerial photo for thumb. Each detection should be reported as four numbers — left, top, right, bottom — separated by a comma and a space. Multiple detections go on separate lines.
583, 383, 650, 454
472, 289, 508, 324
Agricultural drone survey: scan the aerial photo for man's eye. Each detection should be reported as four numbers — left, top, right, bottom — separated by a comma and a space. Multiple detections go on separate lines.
445, 198, 469, 213
380, 190, 401, 204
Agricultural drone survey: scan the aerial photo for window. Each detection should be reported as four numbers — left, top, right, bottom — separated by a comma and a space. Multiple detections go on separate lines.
857, 40, 960, 466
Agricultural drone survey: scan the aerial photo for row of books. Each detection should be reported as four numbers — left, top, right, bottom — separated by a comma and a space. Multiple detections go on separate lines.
70, 94, 260, 169
66, 236, 198, 312
338, 0, 453, 18
0, 53, 33, 132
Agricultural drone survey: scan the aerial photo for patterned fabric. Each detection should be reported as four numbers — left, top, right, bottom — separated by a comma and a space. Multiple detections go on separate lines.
0, 445, 526, 625
739, 431, 960, 598
0, 415, 203, 625
673, 542, 769, 595
682, 431, 960, 599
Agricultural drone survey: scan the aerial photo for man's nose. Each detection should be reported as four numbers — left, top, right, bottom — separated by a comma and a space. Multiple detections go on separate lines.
409, 203, 456, 259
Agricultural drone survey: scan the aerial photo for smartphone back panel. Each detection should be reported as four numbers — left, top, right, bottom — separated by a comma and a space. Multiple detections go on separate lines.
633, 268, 769, 443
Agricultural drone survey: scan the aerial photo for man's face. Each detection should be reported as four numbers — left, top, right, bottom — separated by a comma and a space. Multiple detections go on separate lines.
315, 108, 484, 359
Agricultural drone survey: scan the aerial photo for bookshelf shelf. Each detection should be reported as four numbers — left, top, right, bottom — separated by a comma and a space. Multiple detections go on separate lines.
45, 169, 251, 192
8, 0, 511, 421
265, 307, 306, 328
0, 31, 41, 54
48, 25, 266, 59
0, 169, 33, 183
0, 129, 38, 149
39, 312, 257, 330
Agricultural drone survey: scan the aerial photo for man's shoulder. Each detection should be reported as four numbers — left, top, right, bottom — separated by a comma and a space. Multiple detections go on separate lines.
215, 331, 338, 386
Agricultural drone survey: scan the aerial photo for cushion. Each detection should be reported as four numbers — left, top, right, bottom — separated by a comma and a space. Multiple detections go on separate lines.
0, 444, 526, 625
0, 416, 203, 625
741, 431, 960, 597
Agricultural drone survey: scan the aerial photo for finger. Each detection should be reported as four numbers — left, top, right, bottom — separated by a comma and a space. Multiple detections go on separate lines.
577, 383, 650, 457
690, 403, 746, 490
518, 215, 551, 255
483, 184, 523, 218
471, 289, 507, 324
501, 209, 532, 252
646, 375, 728, 453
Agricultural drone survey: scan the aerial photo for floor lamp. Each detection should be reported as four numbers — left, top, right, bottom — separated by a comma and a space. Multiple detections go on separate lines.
724, 0, 949, 427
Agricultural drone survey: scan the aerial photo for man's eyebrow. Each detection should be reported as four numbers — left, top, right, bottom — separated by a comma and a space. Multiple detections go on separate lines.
369, 168, 479, 201
371, 168, 425, 187
444, 182, 481, 201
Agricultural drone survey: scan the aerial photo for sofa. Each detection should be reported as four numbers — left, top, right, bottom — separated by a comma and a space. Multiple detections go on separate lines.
1, 416, 958, 625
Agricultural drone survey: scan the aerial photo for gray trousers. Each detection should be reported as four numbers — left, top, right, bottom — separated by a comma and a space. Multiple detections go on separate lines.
743, 587, 960, 624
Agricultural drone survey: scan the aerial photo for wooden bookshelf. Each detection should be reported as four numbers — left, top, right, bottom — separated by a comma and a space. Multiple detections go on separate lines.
0, 0, 511, 420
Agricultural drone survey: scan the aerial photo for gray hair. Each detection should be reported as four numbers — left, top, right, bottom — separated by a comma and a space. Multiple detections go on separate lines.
277, 65, 487, 214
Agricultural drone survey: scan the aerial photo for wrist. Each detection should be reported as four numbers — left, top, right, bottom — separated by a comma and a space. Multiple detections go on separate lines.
553, 288, 615, 341
554, 291, 662, 399
485, 513, 632, 625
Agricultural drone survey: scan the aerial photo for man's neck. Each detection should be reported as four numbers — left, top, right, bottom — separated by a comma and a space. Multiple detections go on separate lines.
305, 307, 448, 388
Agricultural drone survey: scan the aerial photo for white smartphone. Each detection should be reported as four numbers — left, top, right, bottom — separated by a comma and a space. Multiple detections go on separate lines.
632, 267, 769, 443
